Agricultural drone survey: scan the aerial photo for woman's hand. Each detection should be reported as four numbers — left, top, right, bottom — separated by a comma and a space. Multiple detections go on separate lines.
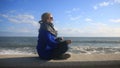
55, 37, 63, 42
66, 40, 72, 44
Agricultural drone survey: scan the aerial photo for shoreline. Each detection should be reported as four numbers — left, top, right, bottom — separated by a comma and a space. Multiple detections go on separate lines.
0, 54, 120, 68
0, 54, 120, 61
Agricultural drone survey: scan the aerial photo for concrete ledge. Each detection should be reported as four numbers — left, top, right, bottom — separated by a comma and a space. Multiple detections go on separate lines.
0, 54, 120, 68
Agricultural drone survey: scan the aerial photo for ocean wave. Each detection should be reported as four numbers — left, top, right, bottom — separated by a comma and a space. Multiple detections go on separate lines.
0, 46, 120, 55
68, 46, 120, 54
0, 47, 37, 55
72, 40, 120, 43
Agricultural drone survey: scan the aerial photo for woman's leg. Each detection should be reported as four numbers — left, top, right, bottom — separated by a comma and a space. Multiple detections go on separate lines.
52, 41, 69, 58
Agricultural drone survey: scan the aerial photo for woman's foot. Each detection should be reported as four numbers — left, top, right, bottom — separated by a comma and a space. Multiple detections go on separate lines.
53, 53, 71, 60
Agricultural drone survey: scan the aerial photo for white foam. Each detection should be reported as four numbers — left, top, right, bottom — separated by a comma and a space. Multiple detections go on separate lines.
69, 46, 120, 54
1, 46, 120, 55
0, 47, 36, 55
0, 50, 34, 55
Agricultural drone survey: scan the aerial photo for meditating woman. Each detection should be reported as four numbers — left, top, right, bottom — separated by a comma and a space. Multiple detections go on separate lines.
37, 12, 71, 60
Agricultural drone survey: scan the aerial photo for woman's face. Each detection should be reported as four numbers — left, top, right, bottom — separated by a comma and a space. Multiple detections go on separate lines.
47, 14, 53, 23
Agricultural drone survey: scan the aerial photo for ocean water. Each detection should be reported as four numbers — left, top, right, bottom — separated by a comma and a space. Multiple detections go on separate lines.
0, 37, 120, 55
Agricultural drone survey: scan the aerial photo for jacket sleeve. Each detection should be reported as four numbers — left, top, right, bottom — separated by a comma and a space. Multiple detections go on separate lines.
45, 31, 58, 48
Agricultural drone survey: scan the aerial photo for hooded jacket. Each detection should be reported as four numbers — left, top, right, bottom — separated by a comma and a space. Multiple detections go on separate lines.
37, 22, 58, 59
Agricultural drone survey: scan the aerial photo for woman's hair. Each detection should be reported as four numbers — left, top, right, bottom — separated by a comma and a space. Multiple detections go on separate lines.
39, 12, 51, 24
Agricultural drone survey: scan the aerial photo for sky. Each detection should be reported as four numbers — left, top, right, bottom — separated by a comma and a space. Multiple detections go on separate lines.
0, 0, 120, 37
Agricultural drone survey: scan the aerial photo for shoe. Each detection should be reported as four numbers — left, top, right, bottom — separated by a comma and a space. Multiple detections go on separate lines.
53, 53, 71, 60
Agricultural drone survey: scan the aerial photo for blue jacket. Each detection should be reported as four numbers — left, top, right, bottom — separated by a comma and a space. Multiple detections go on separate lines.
37, 28, 58, 59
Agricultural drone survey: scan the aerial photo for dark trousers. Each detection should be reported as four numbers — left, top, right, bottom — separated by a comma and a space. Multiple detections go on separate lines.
51, 41, 68, 58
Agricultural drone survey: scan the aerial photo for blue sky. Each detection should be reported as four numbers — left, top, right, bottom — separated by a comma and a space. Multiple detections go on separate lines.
0, 0, 120, 37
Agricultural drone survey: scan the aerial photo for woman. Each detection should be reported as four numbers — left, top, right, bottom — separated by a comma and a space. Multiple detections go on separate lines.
37, 12, 71, 60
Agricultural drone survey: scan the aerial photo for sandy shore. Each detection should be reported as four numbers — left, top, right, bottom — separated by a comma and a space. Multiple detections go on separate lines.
0, 54, 120, 68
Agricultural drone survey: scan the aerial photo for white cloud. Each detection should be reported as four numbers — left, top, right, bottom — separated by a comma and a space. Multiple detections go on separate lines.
0, 19, 2, 22
93, 6, 98, 10
93, 1, 109, 10
72, 8, 80, 12
96, 26, 120, 36
7, 26, 31, 33
99, 2, 110, 7
0, 14, 9, 18
109, 19, 120, 23
65, 8, 80, 14
58, 22, 120, 37
0, 13, 39, 27
65, 8, 81, 23
93, 0, 120, 10
114, 0, 120, 3
69, 15, 81, 21
85, 18, 93, 22
0, 12, 39, 36
58, 28, 83, 36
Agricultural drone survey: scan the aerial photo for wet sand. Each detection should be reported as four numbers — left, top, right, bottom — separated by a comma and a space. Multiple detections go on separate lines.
0, 54, 120, 68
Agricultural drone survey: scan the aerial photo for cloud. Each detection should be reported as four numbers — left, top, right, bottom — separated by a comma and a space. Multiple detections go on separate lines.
65, 8, 82, 23
69, 15, 81, 21
58, 22, 120, 37
114, 0, 120, 3
0, 30, 37, 36
93, 6, 98, 10
93, 1, 110, 10
0, 19, 2, 22
7, 26, 31, 33
109, 19, 120, 23
93, 0, 120, 10
0, 14, 9, 18
85, 18, 93, 22
58, 28, 83, 36
0, 11, 39, 36
99, 2, 110, 7
0, 13, 39, 27
65, 8, 80, 14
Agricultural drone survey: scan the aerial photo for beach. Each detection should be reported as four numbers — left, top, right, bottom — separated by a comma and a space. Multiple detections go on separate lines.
0, 37, 120, 68
0, 54, 120, 68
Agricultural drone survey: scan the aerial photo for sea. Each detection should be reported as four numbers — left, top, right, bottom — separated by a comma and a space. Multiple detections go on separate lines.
0, 37, 120, 55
